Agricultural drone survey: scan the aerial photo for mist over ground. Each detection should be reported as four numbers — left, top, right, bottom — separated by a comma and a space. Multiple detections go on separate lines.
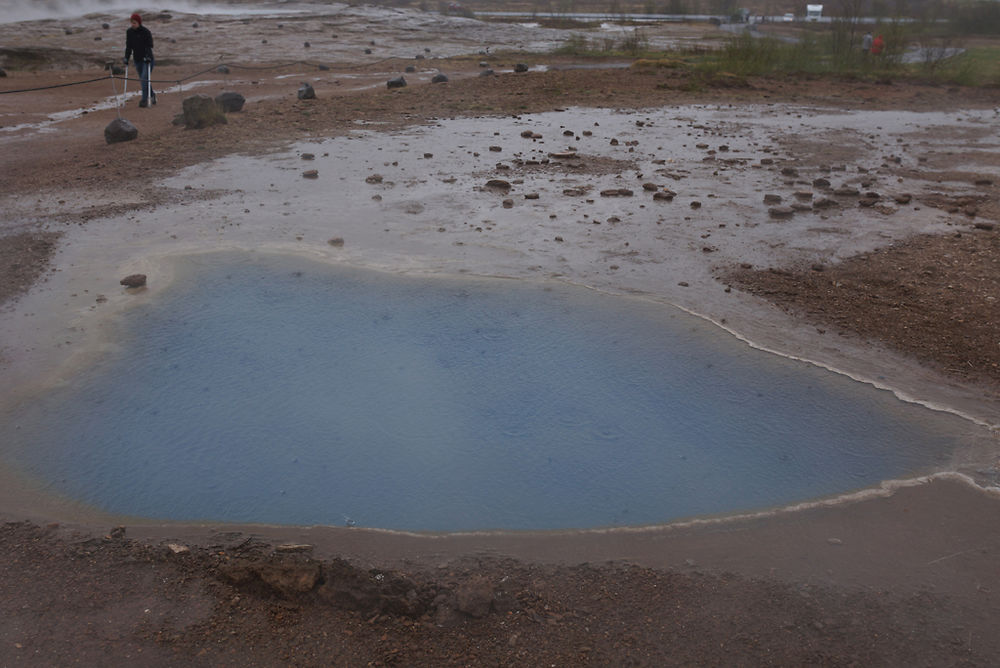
2, 0, 313, 24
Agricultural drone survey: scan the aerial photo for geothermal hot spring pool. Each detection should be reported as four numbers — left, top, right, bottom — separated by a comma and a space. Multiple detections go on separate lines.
0, 253, 973, 532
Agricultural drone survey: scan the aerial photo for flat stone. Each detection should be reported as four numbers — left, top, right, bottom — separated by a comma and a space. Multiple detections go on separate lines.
120, 273, 147, 288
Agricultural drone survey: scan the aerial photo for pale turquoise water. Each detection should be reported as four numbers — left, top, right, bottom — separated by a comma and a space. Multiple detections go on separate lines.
0, 253, 966, 531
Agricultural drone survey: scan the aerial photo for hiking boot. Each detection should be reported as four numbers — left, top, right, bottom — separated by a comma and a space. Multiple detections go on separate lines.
138, 100, 148, 108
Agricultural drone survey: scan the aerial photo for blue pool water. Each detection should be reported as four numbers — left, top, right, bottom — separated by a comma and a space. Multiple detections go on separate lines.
0, 253, 966, 531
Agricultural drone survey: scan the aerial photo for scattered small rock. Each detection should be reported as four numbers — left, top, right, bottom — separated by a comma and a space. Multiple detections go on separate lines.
485, 179, 511, 190
301, 153, 315, 160
514, 63, 529, 73
763, 194, 782, 204
328, 237, 345, 246
479, 69, 495, 77
973, 222, 995, 231
365, 174, 384, 184
275, 543, 314, 553
893, 193, 913, 204
812, 178, 831, 188
600, 188, 633, 197
302, 169, 319, 179
431, 73, 449, 83
166, 543, 190, 554
502, 199, 513, 208
387, 76, 407, 89
769, 206, 795, 219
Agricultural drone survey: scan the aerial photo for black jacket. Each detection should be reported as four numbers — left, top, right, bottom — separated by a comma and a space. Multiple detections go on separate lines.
124, 25, 154, 64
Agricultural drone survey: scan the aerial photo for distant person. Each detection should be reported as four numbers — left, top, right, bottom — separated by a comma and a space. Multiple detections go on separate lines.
862, 31, 873, 53
871, 34, 885, 56
123, 13, 156, 107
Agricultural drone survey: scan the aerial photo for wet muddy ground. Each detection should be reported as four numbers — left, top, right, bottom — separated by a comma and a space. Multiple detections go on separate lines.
2, 3, 1000, 665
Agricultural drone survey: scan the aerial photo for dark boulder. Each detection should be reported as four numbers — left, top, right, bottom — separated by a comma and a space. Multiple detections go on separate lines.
514, 63, 529, 72
216, 65, 230, 74
297, 83, 316, 99
119, 274, 147, 288
215, 91, 245, 112
104, 118, 138, 144
431, 73, 449, 83
386, 76, 406, 89
181, 94, 227, 129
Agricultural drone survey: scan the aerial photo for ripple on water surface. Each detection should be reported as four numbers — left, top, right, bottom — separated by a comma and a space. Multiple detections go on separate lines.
0, 253, 972, 531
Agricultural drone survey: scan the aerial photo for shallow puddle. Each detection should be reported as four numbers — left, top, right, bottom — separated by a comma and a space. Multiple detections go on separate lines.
0, 252, 975, 531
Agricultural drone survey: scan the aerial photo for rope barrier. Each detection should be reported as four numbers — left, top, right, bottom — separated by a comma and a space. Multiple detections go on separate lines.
0, 57, 415, 95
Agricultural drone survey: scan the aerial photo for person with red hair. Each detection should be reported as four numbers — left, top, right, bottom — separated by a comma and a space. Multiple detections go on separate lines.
123, 13, 156, 107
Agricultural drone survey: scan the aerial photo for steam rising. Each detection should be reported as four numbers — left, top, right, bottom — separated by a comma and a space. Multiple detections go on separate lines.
2, 0, 310, 24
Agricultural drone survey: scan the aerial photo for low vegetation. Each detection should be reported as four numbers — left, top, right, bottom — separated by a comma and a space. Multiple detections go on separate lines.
549, 20, 1000, 87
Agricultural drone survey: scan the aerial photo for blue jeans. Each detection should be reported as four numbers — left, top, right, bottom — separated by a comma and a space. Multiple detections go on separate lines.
138, 61, 154, 102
